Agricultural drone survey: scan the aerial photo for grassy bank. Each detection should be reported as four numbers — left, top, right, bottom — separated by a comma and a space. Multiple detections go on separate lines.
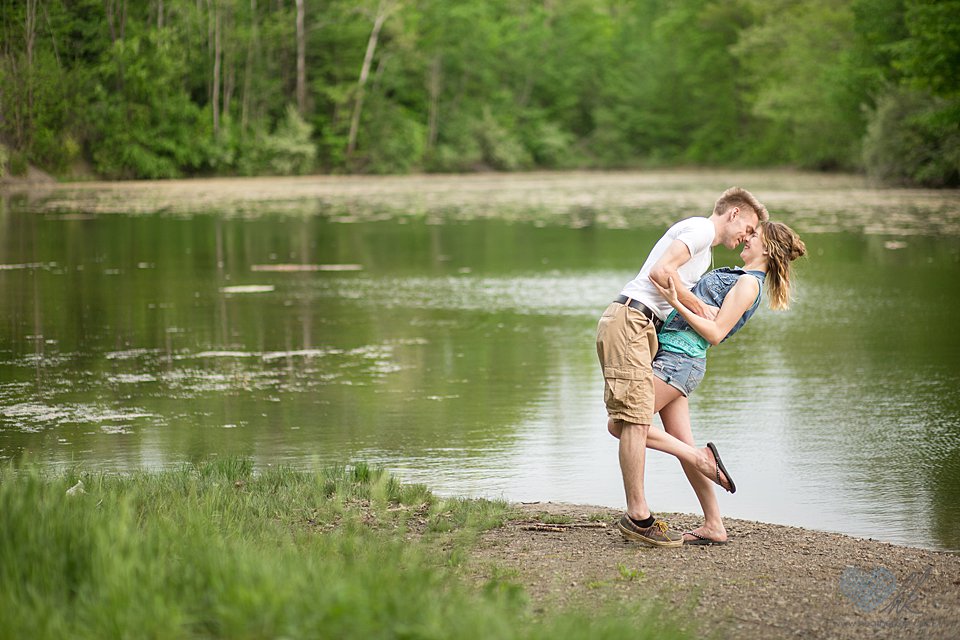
0, 459, 687, 639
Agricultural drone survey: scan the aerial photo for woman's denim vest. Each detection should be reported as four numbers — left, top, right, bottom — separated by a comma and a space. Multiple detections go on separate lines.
659, 267, 765, 356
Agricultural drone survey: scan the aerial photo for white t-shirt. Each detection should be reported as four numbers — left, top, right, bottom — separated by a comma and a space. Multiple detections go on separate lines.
619, 217, 716, 320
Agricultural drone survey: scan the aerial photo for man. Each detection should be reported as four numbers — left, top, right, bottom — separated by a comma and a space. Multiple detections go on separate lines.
596, 187, 768, 546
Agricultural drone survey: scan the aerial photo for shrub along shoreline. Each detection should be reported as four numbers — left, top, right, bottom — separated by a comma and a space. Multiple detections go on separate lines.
0, 460, 690, 639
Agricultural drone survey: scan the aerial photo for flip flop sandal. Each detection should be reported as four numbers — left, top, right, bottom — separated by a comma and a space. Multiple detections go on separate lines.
707, 442, 736, 494
683, 530, 728, 545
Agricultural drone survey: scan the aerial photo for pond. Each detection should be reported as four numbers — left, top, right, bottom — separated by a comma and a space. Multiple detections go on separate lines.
2, 171, 959, 552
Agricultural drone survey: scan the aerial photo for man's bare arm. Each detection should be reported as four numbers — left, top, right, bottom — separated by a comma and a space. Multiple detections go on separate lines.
647, 240, 710, 317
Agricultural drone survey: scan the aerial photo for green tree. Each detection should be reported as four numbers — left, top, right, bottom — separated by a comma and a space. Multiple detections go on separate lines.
734, 0, 869, 169
860, 0, 960, 185
90, 29, 213, 178
0, 0, 956, 183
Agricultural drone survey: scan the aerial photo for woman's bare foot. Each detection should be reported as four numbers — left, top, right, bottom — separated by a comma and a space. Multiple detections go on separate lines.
698, 444, 734, 492
682, 525, 728, 544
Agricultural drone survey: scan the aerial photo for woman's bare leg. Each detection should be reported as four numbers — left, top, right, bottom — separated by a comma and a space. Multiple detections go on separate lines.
659, 395, 727, 542
608, 378, 733, 493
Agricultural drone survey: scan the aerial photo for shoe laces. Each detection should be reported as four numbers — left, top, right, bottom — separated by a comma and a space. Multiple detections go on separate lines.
653, 520, 668, 534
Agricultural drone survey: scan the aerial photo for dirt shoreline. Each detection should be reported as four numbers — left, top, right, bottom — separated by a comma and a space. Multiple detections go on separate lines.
4, 170, 959, 236
468, 502, 960, 639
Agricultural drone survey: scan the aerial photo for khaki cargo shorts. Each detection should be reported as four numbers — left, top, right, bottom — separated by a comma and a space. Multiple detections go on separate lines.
595, 301, 659, 425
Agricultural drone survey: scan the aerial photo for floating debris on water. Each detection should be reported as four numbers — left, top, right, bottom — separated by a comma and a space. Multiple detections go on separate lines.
105, 348, 162, 360
100, 425, 132, 434
219, 285, 275, 293
192, 350, 260, 359
107, 373, 157, 384
251, 263, 363, 272
261, 348, 341, 361
0, 402, 154, 425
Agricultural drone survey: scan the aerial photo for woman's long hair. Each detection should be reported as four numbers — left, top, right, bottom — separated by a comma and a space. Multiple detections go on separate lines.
762, 221, 806, 310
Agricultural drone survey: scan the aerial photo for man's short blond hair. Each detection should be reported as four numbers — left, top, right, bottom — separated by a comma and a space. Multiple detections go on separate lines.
713, 187, 769, 223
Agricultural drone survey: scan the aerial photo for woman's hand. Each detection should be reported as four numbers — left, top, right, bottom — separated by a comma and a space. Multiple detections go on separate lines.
651, 275, 680, 307
650, 276, 719, 319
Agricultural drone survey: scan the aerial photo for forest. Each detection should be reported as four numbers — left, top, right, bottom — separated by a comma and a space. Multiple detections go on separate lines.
0, 0, 958, 185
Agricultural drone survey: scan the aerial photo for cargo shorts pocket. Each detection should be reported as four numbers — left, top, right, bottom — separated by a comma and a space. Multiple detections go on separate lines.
603, 366, 644, 405
603, 365, 654, 421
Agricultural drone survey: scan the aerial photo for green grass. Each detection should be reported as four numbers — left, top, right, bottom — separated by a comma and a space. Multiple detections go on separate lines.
0, 459, 690, 639
617, 563, 646, 582
536, 513, 574, 525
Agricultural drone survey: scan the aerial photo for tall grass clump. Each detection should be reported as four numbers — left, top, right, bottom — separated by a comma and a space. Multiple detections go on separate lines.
0, 459, 690, 639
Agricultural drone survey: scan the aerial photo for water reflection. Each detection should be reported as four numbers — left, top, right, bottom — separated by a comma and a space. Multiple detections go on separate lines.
0, 205, 959, 552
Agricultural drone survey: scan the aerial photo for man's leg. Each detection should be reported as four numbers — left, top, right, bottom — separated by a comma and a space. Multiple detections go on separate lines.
618, 420, 651, 520
615, 417, 683, 547
598, 305, 681, 547
616, 400, 683, 547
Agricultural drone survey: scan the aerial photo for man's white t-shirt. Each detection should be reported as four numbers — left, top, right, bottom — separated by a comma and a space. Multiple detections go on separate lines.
619, 217, 716, 321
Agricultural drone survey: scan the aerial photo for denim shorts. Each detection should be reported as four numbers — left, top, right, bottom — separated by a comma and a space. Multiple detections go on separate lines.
651, 348, 706, 397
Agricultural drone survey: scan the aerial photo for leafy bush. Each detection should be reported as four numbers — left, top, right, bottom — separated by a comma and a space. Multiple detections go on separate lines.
424, 110, 484, 172
427, 109, 535, 173
475, 108, 533, 171
9, 150, 29, 176
89, 35, 215, 179
863, 88, 960, 187
358, 104, 426, 174
522, 118, 576, 168
239, 106, 317, 176
261, 106, 318, 175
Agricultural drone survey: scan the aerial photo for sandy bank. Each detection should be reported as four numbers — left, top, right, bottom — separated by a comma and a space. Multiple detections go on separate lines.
469, 502, 960, 640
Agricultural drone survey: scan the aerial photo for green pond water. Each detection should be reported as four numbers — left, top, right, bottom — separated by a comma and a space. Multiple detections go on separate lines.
2, 174, 960, 551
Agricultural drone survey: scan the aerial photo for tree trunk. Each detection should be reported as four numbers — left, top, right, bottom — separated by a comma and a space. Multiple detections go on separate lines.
212, 1, 222, 135
104, 0, 116, 42
347, 1, 397, 157
25, 0, 36, 118
224, 60, 234, 122
241, 0, 257, 131
104, 0, 128, 42
427, 55, 441, 150
295, 0, 306, 115
103, 0, 127, 95
222, 3, 233, 120
40, 2, 62, 68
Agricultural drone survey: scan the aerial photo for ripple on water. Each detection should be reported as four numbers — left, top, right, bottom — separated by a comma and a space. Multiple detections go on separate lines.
316, 273, 626, 317
0, 402, 155, 431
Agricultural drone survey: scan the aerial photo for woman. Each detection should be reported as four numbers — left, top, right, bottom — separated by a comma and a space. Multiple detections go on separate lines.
609, 220, 806, 544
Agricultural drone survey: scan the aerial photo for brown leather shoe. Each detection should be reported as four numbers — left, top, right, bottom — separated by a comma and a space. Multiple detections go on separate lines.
617, 514, 683, 547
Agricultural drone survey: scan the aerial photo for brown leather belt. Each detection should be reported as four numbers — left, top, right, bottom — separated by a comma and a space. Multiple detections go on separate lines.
614, 295, 663, 332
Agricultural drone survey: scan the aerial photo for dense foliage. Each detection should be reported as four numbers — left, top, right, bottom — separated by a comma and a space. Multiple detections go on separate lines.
1, 0, 957, 185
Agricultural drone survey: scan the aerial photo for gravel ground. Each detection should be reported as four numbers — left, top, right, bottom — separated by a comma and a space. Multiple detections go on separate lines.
469, 502, 960, 640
